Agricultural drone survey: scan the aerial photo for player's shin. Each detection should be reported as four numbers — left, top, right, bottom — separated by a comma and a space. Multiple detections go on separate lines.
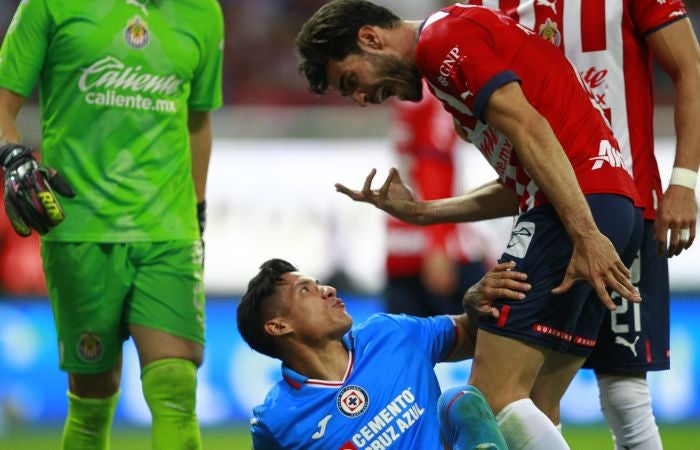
141, 358, 202, 450
61, 390, 119, 450
438, 385, 508, 450
496, 398, 570, 450
598, 375, 662, 450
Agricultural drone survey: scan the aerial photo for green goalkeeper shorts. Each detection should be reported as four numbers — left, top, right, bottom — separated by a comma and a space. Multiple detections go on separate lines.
41, 240, 205, 374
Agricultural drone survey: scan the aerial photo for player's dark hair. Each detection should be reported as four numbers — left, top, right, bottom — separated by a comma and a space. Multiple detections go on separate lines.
295, 0, 401, 95
237, 258, 297, 359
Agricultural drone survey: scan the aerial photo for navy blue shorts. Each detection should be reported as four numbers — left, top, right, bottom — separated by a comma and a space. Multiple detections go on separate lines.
583, 220, 670, 373
478, 194, 643, 357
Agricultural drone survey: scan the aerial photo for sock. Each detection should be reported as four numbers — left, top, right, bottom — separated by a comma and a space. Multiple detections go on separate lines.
556, 423, 563, 434
61, 390, 119, 450
141, 358, 201, 450
438, 385, 508, 450
598, 376, 662, 450
496, 398, 570, 450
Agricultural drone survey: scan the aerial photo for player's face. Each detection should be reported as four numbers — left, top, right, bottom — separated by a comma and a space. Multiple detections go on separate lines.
279, 272, 353, 340
327, 51, 423, 107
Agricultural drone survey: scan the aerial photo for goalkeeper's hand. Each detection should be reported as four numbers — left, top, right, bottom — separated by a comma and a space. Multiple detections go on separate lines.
0, 143, 75, 237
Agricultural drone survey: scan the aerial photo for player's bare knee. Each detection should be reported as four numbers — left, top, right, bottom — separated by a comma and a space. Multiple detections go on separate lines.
69, 368, 121, 398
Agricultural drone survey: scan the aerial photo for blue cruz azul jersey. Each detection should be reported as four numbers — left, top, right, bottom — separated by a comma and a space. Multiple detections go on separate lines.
250, 313, 459, 449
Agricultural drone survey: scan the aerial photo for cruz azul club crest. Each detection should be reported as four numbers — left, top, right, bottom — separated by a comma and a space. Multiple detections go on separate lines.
125, 16, 150, 49
336, 385, 369, 418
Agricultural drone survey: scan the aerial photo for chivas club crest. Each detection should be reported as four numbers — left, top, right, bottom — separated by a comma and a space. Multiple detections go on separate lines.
77, 332, 103, 362
336, 385, 369, 418
125, 16, 150, 49
538, 18, 561, 47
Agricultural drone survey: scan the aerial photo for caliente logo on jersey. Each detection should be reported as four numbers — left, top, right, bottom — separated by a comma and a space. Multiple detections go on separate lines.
337, 385, 369, 418
125, 16, 150, 49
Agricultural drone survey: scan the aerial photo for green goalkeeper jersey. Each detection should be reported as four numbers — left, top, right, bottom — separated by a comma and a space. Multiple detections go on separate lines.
0, 0, 223, 241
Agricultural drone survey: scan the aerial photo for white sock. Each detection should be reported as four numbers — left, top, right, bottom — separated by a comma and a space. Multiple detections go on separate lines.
598, 376, 662, 450
496, 398, 570, 450
555, 423, 562, 434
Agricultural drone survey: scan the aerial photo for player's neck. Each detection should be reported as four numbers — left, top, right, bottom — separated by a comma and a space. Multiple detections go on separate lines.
285, 339, 350, 381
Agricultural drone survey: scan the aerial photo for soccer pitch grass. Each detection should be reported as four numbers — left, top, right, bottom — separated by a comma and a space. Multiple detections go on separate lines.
1, 423, 699, 449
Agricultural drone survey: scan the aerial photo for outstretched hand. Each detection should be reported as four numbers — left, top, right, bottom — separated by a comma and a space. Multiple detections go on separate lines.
335, 167, 422, 223
551, 232, 640, 310
462, 261, 530, 319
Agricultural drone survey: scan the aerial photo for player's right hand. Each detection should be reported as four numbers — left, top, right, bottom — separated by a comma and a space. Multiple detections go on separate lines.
0, 144, 75, 237
335, 167, 424, 224
462, 261, 530, 318
551, 232, 641, 310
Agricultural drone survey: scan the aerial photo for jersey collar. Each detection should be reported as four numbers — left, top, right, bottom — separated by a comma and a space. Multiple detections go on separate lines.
282, 334, 354, 389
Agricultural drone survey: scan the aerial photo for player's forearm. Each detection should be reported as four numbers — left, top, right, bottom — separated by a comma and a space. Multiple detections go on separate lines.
188, 111, 212, 202
0, 89, 25, 146
0, 116, 21, 147
412, 180, 518, 224
671, 59, 700, 174
509, 116, 598, 242
649, 18, 700, 174
443, 314, 475, 362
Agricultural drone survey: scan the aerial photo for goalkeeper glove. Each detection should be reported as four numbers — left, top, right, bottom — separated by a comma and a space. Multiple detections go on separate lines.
1, 143, 75, 237
197, 200, 206, 236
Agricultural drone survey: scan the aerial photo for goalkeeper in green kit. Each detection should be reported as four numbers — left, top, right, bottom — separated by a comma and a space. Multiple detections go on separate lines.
0, 1, 223, 449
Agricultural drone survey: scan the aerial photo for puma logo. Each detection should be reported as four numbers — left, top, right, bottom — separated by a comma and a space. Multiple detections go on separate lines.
615, 336, 640, 357
536, 0, 558, 14
312, 415, 332, 439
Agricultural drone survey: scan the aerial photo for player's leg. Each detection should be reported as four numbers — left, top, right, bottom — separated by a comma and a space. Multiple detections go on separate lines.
42, 242, 133, 450
438, 385, 507, 450
530, 350, 590, 424
469, 331, 572, 450
127, 240, 206, 450
597, 373, 661, 450
587, 221, 668, 450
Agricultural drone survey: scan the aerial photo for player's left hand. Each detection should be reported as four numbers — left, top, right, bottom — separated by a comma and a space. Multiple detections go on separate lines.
653, 184, 697, 257
335, 167, 423, 224
552, 232, 640, 310
462, 261, 529, 318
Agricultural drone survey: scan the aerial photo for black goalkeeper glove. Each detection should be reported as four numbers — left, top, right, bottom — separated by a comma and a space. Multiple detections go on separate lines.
1, 144, 75, 237
197, 200, 206, 236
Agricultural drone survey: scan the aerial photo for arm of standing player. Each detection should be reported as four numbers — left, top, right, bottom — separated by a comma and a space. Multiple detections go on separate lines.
336, 170, 518, 224
483, 81, 640, 310
648, 18, 700, 257
443, 261, 529, 362
188, 110, 212, 235
0, 88, 24, 146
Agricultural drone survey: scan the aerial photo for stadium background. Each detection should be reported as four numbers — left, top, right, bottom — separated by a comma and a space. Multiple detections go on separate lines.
1, 0, 700, 448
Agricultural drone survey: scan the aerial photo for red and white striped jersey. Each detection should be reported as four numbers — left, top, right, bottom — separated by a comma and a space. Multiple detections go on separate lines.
463, 0, 689, 219
416, 4, 641, 213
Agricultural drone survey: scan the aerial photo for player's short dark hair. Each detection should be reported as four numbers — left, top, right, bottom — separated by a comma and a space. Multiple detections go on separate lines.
237, 258, 297, 359
295, 0, 401, 95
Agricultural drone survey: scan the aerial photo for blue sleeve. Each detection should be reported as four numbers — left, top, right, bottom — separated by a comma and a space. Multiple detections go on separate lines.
379, 314, 457, 364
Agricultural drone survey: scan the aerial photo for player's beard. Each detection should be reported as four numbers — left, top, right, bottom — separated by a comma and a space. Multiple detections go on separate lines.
367, 53, 423, 102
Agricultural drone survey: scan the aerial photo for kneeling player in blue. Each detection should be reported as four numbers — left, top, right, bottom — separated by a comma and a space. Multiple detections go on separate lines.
237, 258, 528, 449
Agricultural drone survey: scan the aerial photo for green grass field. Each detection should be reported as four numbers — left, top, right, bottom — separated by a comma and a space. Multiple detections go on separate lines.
1, 423, 699, 450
